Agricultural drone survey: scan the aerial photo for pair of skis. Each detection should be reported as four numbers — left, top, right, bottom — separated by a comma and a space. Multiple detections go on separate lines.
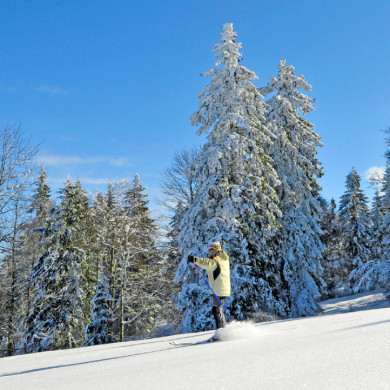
170, 336, 219, 347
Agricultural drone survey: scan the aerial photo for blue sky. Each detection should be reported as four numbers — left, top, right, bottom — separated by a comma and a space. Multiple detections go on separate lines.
1, 0, 389, 211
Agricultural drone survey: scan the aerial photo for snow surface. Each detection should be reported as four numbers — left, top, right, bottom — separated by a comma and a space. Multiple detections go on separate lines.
1, 291, 390, 390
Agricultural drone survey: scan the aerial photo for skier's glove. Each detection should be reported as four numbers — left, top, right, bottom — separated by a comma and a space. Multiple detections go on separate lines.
187, 255, 195, 263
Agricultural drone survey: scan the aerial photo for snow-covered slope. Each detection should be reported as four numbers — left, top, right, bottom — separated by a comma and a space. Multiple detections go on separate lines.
321, 289, 390, 314
1, 292, 389, 390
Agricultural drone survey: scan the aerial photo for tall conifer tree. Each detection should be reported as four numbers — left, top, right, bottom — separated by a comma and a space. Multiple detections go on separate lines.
370, 189, 384, 260
21, 179, 87, 353
351, 184, 389, 291
320, 199, 343, 298
121, 175, 172, 338
351, 130, 390, 290
175, 23, 285, 331
380, 130, 390, 258
338, 168, 373, 291
84, 271, 116, 346
260, 60, 325, 316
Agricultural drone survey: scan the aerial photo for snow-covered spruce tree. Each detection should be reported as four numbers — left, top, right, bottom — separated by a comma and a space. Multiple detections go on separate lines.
88, 191, 110, 283
381, 172, 390, 259
320, 199, 343, 298
88, 181, 130, 341
20, 179, 88, 353
351, 129, 390, 291
380, 130, 390, 261
84, 270, 116, 346
0, 166, 53, 357
98, 182, 118, 302
60, 179, 90, 234
123, 174, 159, 259
337, 168, 373, 292
370, 189, 384, 260
60, 179, 93, 326
87, 184, 123, 340
23, 166, 55, 310
90, 178, 174, 341
175, 23, 285, 332
23, 165, 54, 259
120, 175, 176, 339
28, 166, 54, 223
260, 60, 324, 316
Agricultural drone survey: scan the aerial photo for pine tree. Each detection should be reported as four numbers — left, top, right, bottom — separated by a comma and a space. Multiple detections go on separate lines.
175, 23, 285, 331
23, 166, 55, 316
28, 166, 53, 222
381, 178, 390, 258
59, 178, 89, 233
0, 167, 53, 356
370, 189, 384, 260
84, 271, 116, 346
320, 199, 343, 298
259, 60, 324, 314
120, 175, 175, 339
20, 219, 86, 353
380, 130, 390, 259
260, 60, 325, 316
20, 179, 88, 353
89, 178, 175, 341
60, 179, 92, 326
350, 167, 390, 292
88, 191, 110, 283
86, 184, 122, 340
101, 182, 118, 307
338, 169, 373, 291
124, 174, 158, 258
350, 130, 390, 291
88, 181, 127, 341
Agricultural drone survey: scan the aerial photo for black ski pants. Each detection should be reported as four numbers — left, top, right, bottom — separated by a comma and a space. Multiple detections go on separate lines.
212, 295, 227, 329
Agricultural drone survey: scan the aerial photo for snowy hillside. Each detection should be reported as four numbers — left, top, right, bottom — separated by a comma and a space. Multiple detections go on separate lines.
1, 291, 389, 390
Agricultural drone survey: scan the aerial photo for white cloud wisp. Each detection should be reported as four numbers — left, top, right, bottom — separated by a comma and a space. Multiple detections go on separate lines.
365, 166, 385, 185
37, 155, 131, 168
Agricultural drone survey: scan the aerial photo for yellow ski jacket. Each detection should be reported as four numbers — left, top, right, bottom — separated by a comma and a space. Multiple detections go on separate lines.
194, 250, 231, 297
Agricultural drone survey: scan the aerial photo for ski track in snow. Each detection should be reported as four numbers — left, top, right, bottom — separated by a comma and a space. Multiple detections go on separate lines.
1, 291, 390, 390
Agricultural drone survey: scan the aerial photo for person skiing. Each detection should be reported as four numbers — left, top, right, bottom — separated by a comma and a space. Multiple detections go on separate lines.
188, 241, 230, 340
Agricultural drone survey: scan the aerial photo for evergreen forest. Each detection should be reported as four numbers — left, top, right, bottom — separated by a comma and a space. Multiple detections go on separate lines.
1, 23, 389, 357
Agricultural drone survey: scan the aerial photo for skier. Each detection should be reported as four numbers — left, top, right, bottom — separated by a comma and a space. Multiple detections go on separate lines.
188, 241, 231, 341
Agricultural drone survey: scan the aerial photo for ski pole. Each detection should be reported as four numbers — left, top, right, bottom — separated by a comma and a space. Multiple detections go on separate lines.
193, 263, 230, 315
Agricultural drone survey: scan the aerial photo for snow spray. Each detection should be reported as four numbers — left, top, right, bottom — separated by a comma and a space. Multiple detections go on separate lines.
216, 321, 263, 341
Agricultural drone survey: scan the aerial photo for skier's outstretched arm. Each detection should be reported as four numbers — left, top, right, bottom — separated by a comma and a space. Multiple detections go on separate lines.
192, 256, 218, 272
